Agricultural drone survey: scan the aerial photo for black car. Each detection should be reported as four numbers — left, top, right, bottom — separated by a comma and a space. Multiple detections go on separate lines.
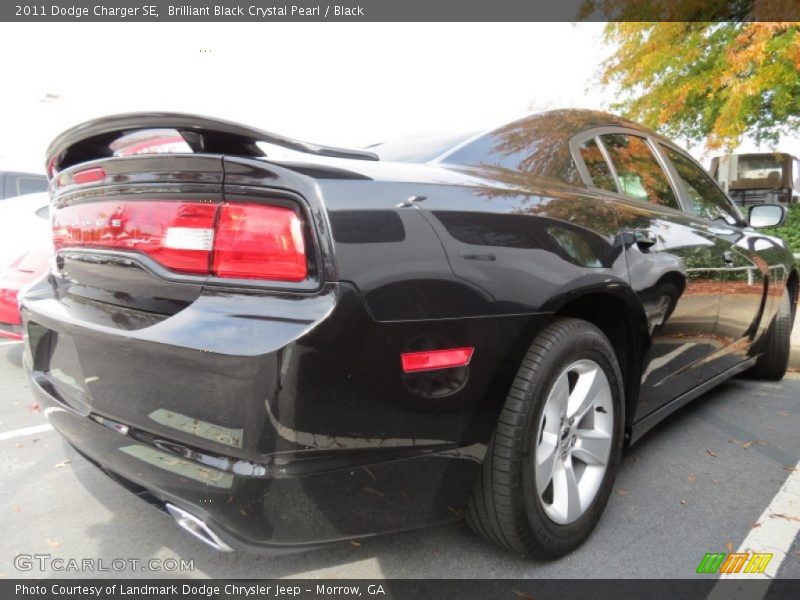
22, 110, 797, 559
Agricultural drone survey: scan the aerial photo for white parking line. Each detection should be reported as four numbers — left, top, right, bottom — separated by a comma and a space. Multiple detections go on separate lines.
0, 423, 54, 441
707, 459, 800, 599
729, 459, 800, 577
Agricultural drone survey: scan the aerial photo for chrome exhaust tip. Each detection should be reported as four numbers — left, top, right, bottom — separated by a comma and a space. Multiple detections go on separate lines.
165, 503, 233, 552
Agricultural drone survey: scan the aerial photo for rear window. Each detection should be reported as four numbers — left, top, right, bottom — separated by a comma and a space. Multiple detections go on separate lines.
737, 155, 782, 180
373, 130, 478, 163
441, 116, 581, 183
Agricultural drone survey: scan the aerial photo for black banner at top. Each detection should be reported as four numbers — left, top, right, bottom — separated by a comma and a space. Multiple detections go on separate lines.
3, 0, 800, 22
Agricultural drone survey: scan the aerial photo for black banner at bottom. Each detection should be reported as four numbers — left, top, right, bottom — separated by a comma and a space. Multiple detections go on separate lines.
3, 579, 800, 600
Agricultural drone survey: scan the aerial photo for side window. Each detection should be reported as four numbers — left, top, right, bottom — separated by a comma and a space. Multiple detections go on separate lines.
578, 138, 617, 192
662, 146, 740, 226
16, 176, 48, 196
600, 134, 680, 210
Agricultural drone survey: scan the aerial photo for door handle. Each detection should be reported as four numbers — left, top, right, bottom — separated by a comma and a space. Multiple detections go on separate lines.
723, 251, 736, 266
632, 230, 658, 249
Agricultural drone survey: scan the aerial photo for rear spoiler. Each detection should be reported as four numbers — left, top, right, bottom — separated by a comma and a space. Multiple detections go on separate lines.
45, 112, 379, 177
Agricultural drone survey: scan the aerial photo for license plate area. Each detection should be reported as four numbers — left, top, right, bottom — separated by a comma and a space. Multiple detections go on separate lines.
28, 322, 92, 415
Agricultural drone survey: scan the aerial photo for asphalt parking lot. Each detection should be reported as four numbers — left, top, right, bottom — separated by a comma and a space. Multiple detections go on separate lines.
1, 338, 799, 580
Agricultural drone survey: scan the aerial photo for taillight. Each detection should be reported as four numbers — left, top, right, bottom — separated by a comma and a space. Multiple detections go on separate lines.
213, 204, 307, 281
52, 200, 308, 282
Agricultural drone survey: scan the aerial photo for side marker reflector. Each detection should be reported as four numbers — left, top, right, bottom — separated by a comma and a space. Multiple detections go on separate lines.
72, 167, 107, 185
401, 347, 474, 373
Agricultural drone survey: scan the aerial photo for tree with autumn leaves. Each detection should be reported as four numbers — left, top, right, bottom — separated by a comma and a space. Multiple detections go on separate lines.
599, 22, 800, 150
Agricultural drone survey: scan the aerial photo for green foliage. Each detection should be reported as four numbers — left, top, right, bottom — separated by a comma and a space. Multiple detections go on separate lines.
600, 23, 800, 150
764, 204, 800, 253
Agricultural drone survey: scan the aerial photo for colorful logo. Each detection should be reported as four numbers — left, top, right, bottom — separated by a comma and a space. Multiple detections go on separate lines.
696, 552, 773, 574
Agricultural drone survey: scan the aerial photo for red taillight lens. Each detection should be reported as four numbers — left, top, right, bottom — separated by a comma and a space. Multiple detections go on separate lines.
401, 347, 474, 373
52, 200, 309, 282
53, 201, 217, 273
213, 204, 307, 281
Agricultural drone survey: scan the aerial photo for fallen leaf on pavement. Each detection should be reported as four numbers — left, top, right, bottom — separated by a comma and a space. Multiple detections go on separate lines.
770, 513, 800, 523
54, 460, 71, 468
27, 403, 40, 413
752, 523, 761, 529
46, 538, 60, 548
784, 466, 799, 472
11, 506, 20, 513
688, 473, 697, 483
350, 540, 362, 547
777, 410, 790, 417
512, 590, 535, 600
706, 449, 718, 457
729, 439, 767, 449
615, 488, 632, 496
726, 542, 734, 552
680, 498, 687, 505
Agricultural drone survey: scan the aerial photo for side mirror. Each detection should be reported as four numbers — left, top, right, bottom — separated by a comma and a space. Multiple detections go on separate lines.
748, 204, 786, 228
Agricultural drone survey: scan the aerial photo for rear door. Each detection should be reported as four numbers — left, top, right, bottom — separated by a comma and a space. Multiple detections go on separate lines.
573, 129, 727, 420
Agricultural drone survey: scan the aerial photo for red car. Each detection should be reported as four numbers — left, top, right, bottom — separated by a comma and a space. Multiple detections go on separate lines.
0, 248, 50, 340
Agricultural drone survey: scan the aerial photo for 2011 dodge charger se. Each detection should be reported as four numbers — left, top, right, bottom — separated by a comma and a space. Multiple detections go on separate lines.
22, 110, 797, 559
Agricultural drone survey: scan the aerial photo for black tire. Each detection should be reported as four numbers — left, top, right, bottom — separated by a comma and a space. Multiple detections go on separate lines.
746, 288, 794, 380
466, 317, 625, 560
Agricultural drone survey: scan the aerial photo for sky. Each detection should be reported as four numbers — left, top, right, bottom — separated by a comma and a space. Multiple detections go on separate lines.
0, 22, 796, 174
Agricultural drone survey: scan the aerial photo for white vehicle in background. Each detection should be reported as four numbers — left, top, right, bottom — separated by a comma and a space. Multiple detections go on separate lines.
0, 171, 48, 200
0, 192, 50, 272
0, 192, 51, 339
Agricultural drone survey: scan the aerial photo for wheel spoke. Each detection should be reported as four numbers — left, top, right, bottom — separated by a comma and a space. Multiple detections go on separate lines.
571, 429, 611, 466
553, 458, 581, 522
567, 364, 607, 420
536, 432, 558, 492
548, 370, 571, 419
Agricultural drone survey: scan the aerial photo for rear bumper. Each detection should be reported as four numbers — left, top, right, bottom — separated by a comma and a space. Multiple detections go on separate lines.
31, 369, 480, 551
21, 280, 539, 549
